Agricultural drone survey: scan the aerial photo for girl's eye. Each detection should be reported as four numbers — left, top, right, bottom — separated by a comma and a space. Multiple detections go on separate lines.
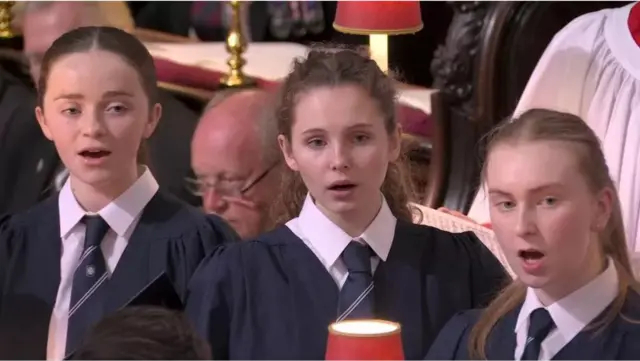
63, 107, 80, 116
497, 201, 515, 210
307, 139, 325, 148
106, 104, 127, 113
354, 134, 370, 143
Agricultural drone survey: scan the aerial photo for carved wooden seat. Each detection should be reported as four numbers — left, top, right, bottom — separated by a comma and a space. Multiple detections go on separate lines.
430, 1, 627, 213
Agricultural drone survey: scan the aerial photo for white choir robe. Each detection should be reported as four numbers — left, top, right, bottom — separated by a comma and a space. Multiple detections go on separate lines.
468, 3, 640, 258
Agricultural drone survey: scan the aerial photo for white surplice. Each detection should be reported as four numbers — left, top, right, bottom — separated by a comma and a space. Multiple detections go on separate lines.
468, 3, 640, 254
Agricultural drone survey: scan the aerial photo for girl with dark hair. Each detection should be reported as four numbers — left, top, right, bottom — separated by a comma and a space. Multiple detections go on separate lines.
186, 48, 509, 359
426, 109, 640, 360
0, 26, 238, 360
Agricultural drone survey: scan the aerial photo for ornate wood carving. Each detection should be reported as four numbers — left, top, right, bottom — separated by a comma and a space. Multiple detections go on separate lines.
431, 2, 489, 120
429, 1, 492, 212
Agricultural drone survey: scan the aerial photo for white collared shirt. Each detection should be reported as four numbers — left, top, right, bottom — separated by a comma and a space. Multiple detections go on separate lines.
285, 193, 397, 288
46, 167, 159, 361
514, 258, 619, 360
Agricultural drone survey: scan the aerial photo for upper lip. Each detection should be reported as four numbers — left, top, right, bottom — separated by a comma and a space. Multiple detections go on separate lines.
518, 248, 545, 256
78, 147, 111, 154
328, 180, 356, 188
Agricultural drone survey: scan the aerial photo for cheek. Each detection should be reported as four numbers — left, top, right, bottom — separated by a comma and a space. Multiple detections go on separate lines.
45, 118, 76, 146
357, 146, 389, 176
290, 143, 320, 173
109, 115, 146, 143
539, 206, 593, 249
488, 213, 517, 250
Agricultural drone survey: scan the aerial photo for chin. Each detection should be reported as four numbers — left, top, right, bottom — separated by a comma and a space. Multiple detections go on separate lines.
71, 168, 116, 188
320, 198, 360, 215
517, 273, 553, 290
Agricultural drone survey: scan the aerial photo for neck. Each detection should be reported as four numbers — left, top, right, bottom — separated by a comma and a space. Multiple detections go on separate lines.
70, 165, 141, 213
317, 193, 383, 238
534, 248, 606, 307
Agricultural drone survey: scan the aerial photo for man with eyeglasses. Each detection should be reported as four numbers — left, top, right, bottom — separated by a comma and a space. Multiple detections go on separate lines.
190, 89, 281, 239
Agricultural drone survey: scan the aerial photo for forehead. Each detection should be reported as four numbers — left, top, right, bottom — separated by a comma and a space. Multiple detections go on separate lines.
44, 50, 145, 100
292, 85, 383, 132
486, 141, 585, 193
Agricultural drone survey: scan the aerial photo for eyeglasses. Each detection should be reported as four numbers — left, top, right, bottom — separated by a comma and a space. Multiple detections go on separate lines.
186, 161, 279, 199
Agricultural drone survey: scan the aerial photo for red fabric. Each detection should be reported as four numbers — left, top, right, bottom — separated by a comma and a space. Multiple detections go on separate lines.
629, 2, 640, 47
154, 56, 433, 138
153, 57, 280, 91
334, 1, 422, 33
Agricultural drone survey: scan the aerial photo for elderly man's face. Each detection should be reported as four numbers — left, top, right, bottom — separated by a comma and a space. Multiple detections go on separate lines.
23, 2, 86, 83
191, 91, 279, 240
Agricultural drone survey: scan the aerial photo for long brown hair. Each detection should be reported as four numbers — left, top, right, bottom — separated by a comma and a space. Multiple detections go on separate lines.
269, 48, 414, 226
468, 108, 638, 359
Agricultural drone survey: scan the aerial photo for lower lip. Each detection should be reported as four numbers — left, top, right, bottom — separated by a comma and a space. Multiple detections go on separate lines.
520, 256, 545, 274
328, 186, 357, 199
80, 154, 110, 166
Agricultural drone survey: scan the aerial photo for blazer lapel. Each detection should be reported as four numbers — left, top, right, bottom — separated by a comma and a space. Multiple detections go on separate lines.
103, 197, 164, 313
1, 197, 62, 359
553, 310, 628, 360
373, 222, 425, 360
486, 309, 518, 360
277, 227, 339, 358
17, 136, 59, 209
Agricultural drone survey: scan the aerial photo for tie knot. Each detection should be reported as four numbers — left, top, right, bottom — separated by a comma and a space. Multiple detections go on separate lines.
528, 308, 555, 341
342, 241, 373, 274
82, 215, 110, 249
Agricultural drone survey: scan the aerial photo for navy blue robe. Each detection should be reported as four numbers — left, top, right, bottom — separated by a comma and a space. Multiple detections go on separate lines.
186, 220, 510, 359
0, 192, 239, 359
425, 291, 640, 360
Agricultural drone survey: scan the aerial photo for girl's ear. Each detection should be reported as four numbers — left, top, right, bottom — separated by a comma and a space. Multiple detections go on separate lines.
143, 103, 162, 139
35, 106, 54, 141
388, 123, 402, 162
592, 186, 614, 232
278, 134, 299, 171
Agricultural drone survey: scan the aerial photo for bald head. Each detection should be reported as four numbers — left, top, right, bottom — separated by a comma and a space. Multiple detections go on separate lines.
191, 89, 280, 239
192, 89, 276, 169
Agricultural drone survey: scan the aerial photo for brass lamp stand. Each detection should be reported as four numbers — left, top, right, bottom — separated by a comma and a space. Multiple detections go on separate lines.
220, 0, 256, 88
0, 1, 15, 38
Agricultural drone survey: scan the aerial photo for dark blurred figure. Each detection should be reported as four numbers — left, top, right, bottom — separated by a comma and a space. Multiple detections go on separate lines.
0, 67, 40, 215
71, 306, 211, 360
132, 1, 327, 44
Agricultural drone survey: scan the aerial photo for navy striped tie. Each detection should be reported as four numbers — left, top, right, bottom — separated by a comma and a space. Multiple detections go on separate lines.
337, 241, 375, 321
65, 215, 110, 357
521, 308, 555, 360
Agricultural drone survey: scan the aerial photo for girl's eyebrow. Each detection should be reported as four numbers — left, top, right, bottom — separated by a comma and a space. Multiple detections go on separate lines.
53, 90, 134, 101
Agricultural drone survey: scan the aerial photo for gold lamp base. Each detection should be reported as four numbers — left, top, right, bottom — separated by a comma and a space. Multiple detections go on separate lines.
220, 0, 256, 89
0, 1, 15, 39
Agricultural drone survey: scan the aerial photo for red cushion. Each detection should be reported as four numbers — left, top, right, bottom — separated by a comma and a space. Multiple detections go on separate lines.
154, 56, 432, 138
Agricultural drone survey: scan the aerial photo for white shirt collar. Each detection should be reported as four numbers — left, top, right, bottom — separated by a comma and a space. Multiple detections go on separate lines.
297, 193, 397, 267
515, 257, 619, 341
58, 166, 159, 238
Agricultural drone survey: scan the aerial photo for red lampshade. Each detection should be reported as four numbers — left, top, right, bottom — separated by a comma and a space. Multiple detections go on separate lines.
325, 320, 404, 360
333, 1, 423, 35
